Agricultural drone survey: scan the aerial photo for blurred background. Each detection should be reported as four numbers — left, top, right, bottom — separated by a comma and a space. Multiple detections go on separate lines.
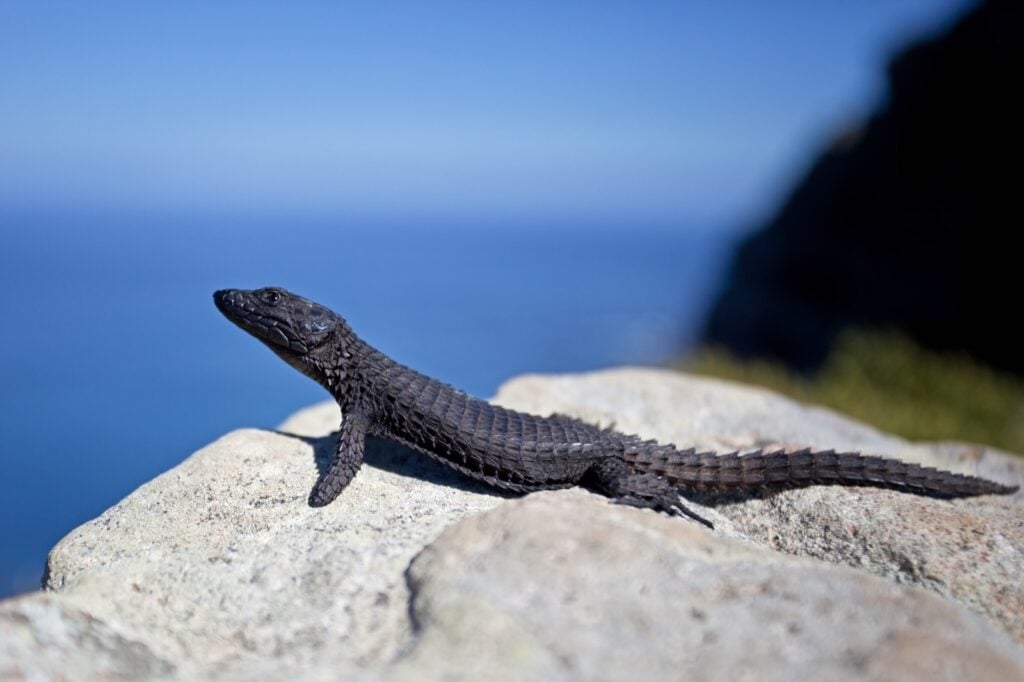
2, 1, 1018, 597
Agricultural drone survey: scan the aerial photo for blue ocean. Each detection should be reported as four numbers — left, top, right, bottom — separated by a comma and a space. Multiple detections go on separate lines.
0, 211, 735, 596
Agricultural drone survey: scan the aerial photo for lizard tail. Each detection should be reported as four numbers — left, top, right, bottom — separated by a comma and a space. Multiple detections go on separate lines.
624, 445, 1019, 498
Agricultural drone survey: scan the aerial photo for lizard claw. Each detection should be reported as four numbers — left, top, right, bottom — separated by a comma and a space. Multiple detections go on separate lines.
611, 494, 714, 529
668, 501, 714, 529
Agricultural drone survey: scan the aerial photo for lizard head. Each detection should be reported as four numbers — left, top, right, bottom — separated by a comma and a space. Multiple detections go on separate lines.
213, 287, 346, 381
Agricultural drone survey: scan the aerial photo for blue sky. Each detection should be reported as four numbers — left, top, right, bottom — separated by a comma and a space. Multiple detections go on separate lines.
0, 1, 969, 226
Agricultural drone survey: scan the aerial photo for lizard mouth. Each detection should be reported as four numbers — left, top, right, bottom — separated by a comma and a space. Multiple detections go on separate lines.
214, 289, 310, 354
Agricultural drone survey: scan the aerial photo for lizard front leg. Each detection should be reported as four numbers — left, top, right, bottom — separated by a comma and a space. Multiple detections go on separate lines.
309, 409, 370, 507
582, 457, 714, 529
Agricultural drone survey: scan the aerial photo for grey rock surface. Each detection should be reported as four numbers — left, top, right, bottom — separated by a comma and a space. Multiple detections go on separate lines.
496, 369, 1024, 640
0, 593, 177, 682
395, 491, 1024, 682
35, 413, 502, 678
2, 368, 1022, 680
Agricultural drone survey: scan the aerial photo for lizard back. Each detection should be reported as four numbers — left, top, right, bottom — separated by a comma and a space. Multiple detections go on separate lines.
374, 360, 621, 492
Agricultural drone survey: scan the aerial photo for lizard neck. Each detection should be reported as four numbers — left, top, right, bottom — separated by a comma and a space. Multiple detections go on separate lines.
321, 333, 394, 410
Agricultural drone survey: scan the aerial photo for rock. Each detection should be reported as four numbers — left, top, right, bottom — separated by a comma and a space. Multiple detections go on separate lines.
2, 368, 1022, 680
30, 408, 503, 678
718, 483, 1024, 639
395, 491, 1024, 682
704, 0, 1024, 373
495, 369, 1024, 640
0, 593, 176, 681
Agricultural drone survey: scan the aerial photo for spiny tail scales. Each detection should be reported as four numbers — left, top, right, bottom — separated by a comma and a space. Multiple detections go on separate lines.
626, 445, 1019, 497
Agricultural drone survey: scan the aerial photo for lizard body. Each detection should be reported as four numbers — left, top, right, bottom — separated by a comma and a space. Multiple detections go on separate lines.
214, 287, 1017, 527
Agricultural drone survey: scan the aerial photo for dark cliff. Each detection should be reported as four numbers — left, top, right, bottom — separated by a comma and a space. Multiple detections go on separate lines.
704, 0, 1022, 373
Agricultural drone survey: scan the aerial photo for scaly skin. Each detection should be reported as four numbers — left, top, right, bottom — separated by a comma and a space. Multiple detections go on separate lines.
214, 287, 1018, 528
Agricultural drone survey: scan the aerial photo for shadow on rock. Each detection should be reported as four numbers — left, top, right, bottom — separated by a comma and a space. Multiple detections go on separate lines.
273, 430, 507, 499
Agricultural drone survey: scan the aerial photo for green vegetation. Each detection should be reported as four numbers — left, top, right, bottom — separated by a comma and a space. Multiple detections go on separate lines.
683, 330, 1024, 454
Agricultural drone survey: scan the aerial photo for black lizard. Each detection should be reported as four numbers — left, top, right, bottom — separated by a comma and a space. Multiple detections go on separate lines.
214, 287, 1018, 528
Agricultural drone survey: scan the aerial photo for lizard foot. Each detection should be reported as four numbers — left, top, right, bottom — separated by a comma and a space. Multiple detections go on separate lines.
611, 495, 714, 529
582, 458, 714, 529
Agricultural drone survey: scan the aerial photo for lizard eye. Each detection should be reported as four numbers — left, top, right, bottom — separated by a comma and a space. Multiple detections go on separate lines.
261, 289, 282, 305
